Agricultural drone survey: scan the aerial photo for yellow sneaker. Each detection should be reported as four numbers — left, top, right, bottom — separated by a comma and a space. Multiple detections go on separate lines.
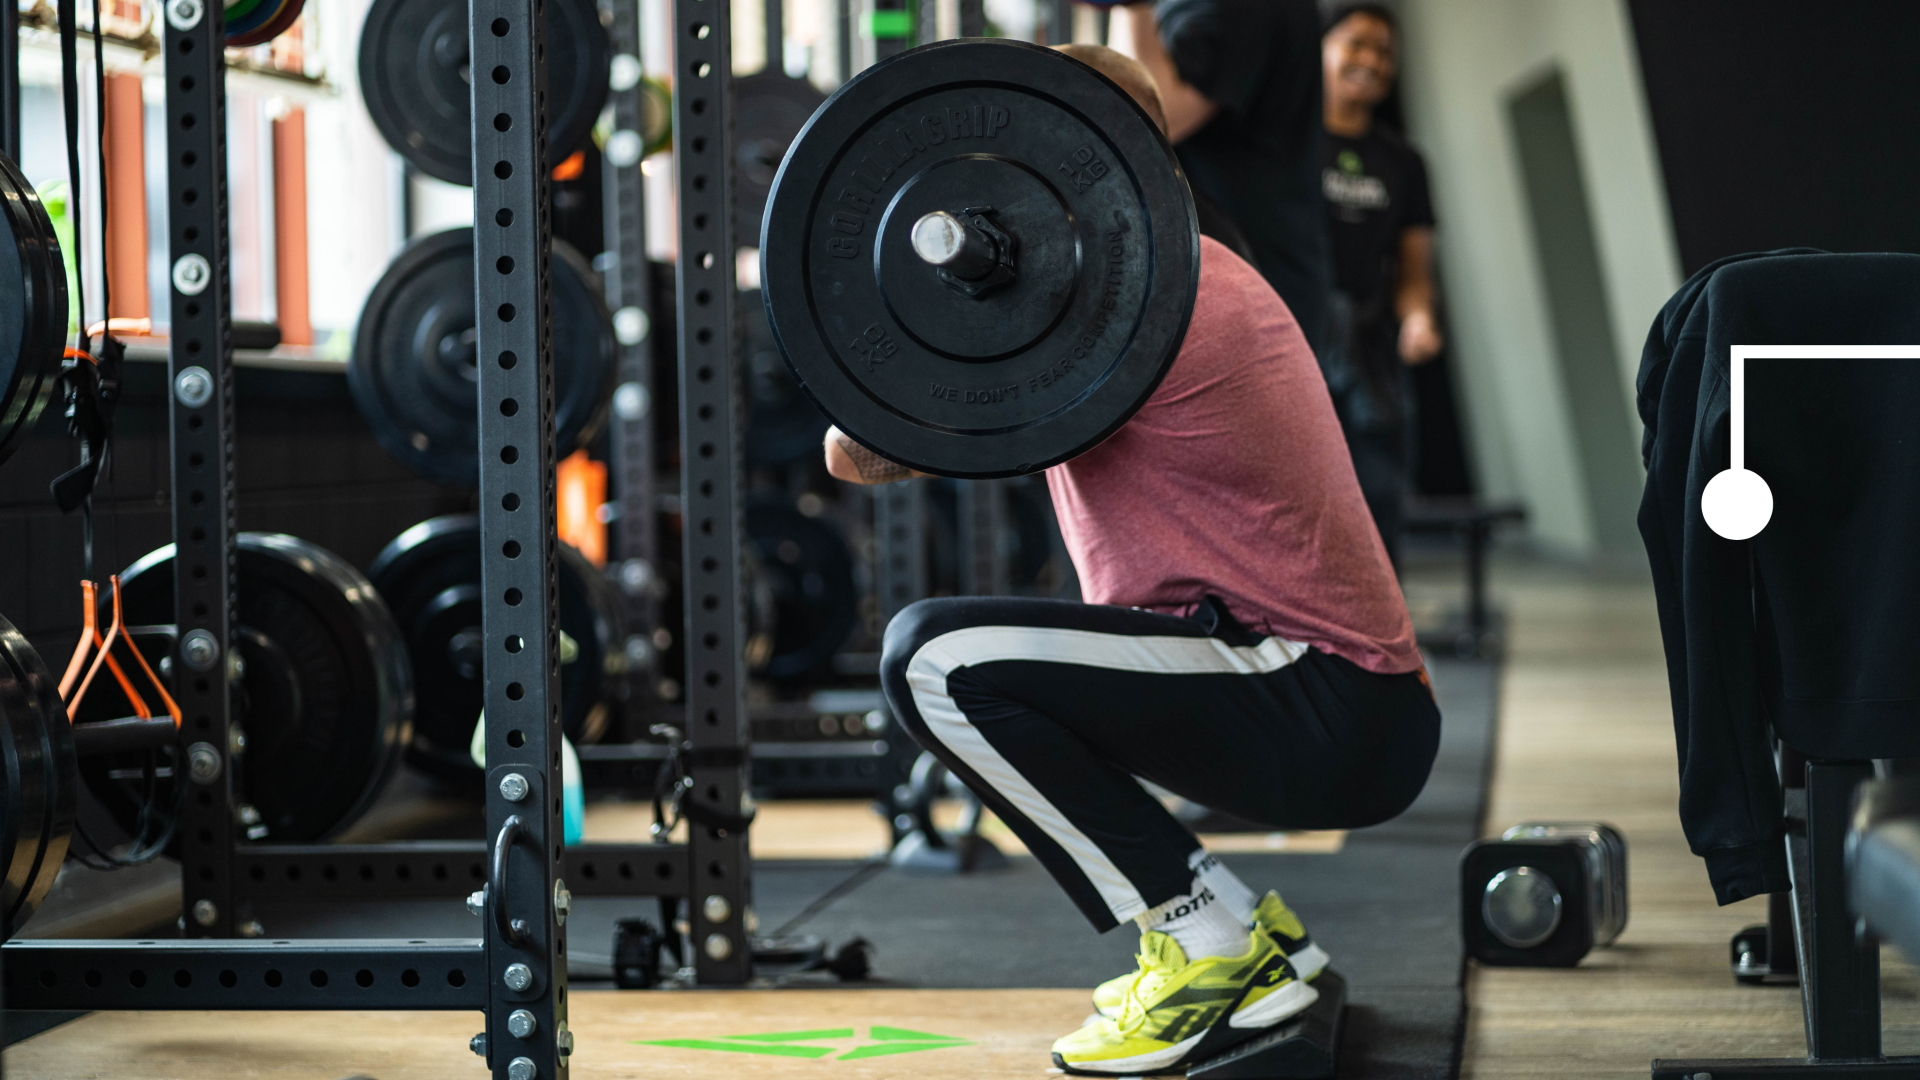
1053, 929, 1318, 1075
1090, 890, 1328, 1019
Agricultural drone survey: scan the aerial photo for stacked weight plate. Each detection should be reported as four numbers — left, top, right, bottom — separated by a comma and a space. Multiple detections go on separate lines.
0, 615, 76, 937
81, 535, 414, 845
348, 228, 616, 487
0, 152, 70, 471
225, 0, 308, 48
357, 0, 610, 185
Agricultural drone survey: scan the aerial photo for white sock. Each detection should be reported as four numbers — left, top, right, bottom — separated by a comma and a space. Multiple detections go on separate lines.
1188, 849, 1260, 924
1134, 879, 1250, 960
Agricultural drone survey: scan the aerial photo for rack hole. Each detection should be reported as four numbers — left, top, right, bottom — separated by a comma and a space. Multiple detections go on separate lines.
501, 446, 518, 464
691, 21, 709, 37
498, 304, 516, 324
507, 682, 524, 700
219, 970, 237, 988
356, 970, 375, 988
503, 493, 520, 511
496, 255, 514, 274
492, 16, 508, 33
503, 540, 521, 558
494, 113, 512, 132
402, 969, 421, 987
310, 970, 329, 988
492, 66, 511, 84
505, 635, 523, 653
494, 160, 513, 179
496, 208, 514, 227
507, 729, 526, 747
264, 969, 282, 987
174, 970, 192, 988
448, 969, 467, 987
691, 60, 710, 78
38, 970, 55, 988
499, 350, 517, 369
500, 397, 519, 415
505, 588, 523, 606
129, 970, 148, 987
84, 970, 102, 988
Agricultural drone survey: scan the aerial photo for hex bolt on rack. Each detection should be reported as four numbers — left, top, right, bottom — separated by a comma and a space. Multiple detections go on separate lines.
1, 0, 756, 1073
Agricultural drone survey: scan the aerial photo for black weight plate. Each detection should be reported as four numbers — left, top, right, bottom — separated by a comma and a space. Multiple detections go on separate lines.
735, 72, 829, 242
0, 152, 68, 470
741, 289, 828, 466
761, 40, 1199, 478
357, 0, 610, 185
0, 618, 50, 933
349, 228, 616, 487
745, 499, 856, 681
369, 515, 621, 783
0, 615, 75, 933
89, 534, 414, 844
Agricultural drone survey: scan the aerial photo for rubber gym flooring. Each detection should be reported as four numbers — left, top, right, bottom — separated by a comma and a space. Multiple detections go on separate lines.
2, 657, 1496, 1079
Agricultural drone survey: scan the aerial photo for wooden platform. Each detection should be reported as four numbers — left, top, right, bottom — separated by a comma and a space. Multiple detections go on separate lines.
3, 989, 1092, 1079
18, 560, 1920, 1078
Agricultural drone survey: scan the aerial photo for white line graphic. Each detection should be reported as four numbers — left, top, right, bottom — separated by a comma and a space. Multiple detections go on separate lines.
1702, 345, 1920, 540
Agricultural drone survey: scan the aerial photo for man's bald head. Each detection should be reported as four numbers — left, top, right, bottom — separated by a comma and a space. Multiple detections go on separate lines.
1053, 43, 1169, 138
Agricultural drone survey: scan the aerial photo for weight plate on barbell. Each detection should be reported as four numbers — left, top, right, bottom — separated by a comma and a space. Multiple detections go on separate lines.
348, 228, 616, 488
357, 0, 610, 186
369, 514, 623, 784
745, 499, 857, 681
735, 72, 828, 244
83, 534, 414, 844
0, 152, 69, 472
0, 612, 72, 935
761, 40, 1199, 478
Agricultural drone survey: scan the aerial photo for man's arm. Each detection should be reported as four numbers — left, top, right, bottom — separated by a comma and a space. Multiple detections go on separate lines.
824, 426, 922, 484
1395, 226, 1442, 365
1122, 4, 1218, 143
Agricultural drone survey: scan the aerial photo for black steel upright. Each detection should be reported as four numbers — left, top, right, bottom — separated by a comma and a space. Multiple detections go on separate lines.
164, 0, 240, 941
673, 0, 753, 984
958, 0, 984, 38
470, 0, 571, 1069
606, 0, 659, 728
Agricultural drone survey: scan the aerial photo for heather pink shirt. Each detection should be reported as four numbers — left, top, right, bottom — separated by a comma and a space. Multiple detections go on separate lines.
1046, 235, 1422, 675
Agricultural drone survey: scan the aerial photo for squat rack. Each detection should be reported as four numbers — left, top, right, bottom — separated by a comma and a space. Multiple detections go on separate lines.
2, 0, 751, 1071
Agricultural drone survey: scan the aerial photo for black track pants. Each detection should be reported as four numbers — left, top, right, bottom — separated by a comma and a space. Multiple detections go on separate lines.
881, 596, 1441, 931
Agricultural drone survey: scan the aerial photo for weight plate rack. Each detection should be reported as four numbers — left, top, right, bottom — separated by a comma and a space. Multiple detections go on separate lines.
1, 0, 754, 1070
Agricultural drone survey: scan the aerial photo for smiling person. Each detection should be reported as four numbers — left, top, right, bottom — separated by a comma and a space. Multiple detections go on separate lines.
825, 45, 1440, 1079
1319, 2, 1442, 567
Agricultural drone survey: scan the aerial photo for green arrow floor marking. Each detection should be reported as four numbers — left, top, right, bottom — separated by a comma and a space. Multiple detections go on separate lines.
637, 1024, 973, 1061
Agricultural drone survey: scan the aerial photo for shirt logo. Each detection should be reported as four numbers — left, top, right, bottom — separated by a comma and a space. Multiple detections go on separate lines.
1323, 166, 1389, 211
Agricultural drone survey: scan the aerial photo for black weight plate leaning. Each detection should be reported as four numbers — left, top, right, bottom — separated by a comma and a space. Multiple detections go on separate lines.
349, 228, 616, 487
369, 515, 621, 784
735, 72, 828, 243
0, 615, 75, 933
761, 39, 1199, 478
88, 534, 414, 844
0, 618, 50, 934
745, 500, 857, 681
357, 0, 610, 186
0, 152, 69, 470
741, 289, 829, 466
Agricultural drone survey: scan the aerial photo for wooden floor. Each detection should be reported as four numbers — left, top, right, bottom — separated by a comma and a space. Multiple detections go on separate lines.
1449, 564, 1920, 1077
11, 561, 1919, 1078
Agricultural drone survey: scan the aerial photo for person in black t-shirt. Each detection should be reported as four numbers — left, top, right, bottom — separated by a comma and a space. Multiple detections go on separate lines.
1121, 0, 1331, 354
1318, 2, 1440, 567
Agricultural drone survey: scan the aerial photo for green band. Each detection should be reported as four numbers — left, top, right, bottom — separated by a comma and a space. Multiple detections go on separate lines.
863, 9, 914, 38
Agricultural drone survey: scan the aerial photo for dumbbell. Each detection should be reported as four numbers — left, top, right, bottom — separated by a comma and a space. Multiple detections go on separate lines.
1460, 822, 1627, 967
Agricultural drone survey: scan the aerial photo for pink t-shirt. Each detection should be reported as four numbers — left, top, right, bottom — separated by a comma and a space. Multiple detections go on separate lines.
1046, 235, 1422, 675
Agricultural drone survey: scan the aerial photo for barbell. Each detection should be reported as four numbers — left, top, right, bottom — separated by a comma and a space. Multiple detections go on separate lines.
760, 39, 1200, 478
